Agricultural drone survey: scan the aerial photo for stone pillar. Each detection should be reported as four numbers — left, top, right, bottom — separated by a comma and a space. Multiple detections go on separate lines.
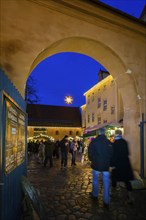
123, 107, 140, 173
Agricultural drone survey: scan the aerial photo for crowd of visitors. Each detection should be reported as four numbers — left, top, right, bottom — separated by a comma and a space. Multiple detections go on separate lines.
27, 135, 87, 168
27, 129, 135, 208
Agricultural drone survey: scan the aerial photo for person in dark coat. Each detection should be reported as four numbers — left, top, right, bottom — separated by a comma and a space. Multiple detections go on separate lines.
60, 135, 69, 168
88, 128, 113, 208
110, 129, 134, 203
54, 140, 60, 159
70, 138, 78, 166
44, 139, 54, 168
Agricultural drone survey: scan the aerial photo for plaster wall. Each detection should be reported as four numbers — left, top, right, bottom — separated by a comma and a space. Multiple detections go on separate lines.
27, 126, 82, 141
84, 75, 122, 129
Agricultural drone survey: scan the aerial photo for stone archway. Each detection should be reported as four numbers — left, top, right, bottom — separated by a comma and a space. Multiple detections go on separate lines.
1, 2, 146, 218
29, 36, 141, 171
1, 0, 145, 174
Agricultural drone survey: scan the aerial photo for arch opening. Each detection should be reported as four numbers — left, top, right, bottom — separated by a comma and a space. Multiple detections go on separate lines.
26, 36, 141, 172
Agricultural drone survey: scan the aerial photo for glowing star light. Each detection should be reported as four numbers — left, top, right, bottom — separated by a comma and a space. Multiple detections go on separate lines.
64, 96, 73, 104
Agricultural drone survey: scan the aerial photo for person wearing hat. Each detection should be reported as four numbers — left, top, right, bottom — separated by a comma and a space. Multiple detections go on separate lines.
110, 129, 134, 203
88, 128, 113, 208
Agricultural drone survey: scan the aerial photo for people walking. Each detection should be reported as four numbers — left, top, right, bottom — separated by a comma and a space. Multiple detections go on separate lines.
70, 137, 78, 166
44, 139, 54, 168
38, 140, 45, 164
34, 140, 40, 158
54, 139, 60, 159
60, 135, 69, 168
81, 142, 88, 164
110, 129, 134, 203
88, 128, 113, 208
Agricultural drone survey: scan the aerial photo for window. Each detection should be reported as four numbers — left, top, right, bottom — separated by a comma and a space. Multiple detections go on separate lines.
76, 131, 79, 136
56, 130, 59, 135
97, 117, 101, 125
103, 119, 107, 124
97, 97, 101, 108
69, 131, 72, 135
87, 114, 90, 123
103, 100, 107, 111
92, 113, 94, 122
111, 106, 115, 114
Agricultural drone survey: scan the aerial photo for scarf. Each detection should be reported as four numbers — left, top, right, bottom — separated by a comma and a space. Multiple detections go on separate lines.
115, 135, 122, 140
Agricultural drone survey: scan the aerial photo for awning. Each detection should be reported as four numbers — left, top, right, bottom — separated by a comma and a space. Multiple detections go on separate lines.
83, 130, 98, 138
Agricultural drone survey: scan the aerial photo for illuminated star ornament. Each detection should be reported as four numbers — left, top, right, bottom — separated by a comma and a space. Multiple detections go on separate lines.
64, 96, 73, 104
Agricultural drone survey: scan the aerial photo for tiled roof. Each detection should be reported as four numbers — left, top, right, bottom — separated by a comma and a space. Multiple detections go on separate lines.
27, 104, 81, 127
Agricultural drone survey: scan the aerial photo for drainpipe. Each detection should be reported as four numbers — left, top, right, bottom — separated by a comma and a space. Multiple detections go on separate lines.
139, 113, 145, 178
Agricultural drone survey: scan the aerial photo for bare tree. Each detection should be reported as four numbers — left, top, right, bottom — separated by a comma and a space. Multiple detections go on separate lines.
25, 76, 40, 104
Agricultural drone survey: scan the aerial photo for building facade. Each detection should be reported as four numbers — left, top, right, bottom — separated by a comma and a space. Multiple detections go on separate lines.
27, 104, 82, 141
81, 71, 124, 139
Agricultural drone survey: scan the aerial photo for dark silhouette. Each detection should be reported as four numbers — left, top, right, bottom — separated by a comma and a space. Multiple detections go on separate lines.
110, 129, 134, 203
88, 128, 112, 208
44, 139, 54, 168
60, 135, 69, 168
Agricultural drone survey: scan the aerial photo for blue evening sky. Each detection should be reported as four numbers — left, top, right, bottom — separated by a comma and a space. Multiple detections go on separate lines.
30, 0, 145, 107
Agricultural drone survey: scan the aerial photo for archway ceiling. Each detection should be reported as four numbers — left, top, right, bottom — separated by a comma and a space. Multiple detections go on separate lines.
0, 0, 145, 96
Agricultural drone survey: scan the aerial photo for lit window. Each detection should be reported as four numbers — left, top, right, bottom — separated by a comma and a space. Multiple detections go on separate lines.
97, 117, 101, 125
103, 100, 107, 111
103, 119, 107, 124
97, 97, 101, 108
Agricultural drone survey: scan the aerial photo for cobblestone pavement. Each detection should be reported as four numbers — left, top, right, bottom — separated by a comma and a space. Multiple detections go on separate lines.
27, 154, 146, 220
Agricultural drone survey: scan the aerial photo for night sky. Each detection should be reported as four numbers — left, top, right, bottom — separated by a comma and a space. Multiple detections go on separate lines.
29, 0, 145, 107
